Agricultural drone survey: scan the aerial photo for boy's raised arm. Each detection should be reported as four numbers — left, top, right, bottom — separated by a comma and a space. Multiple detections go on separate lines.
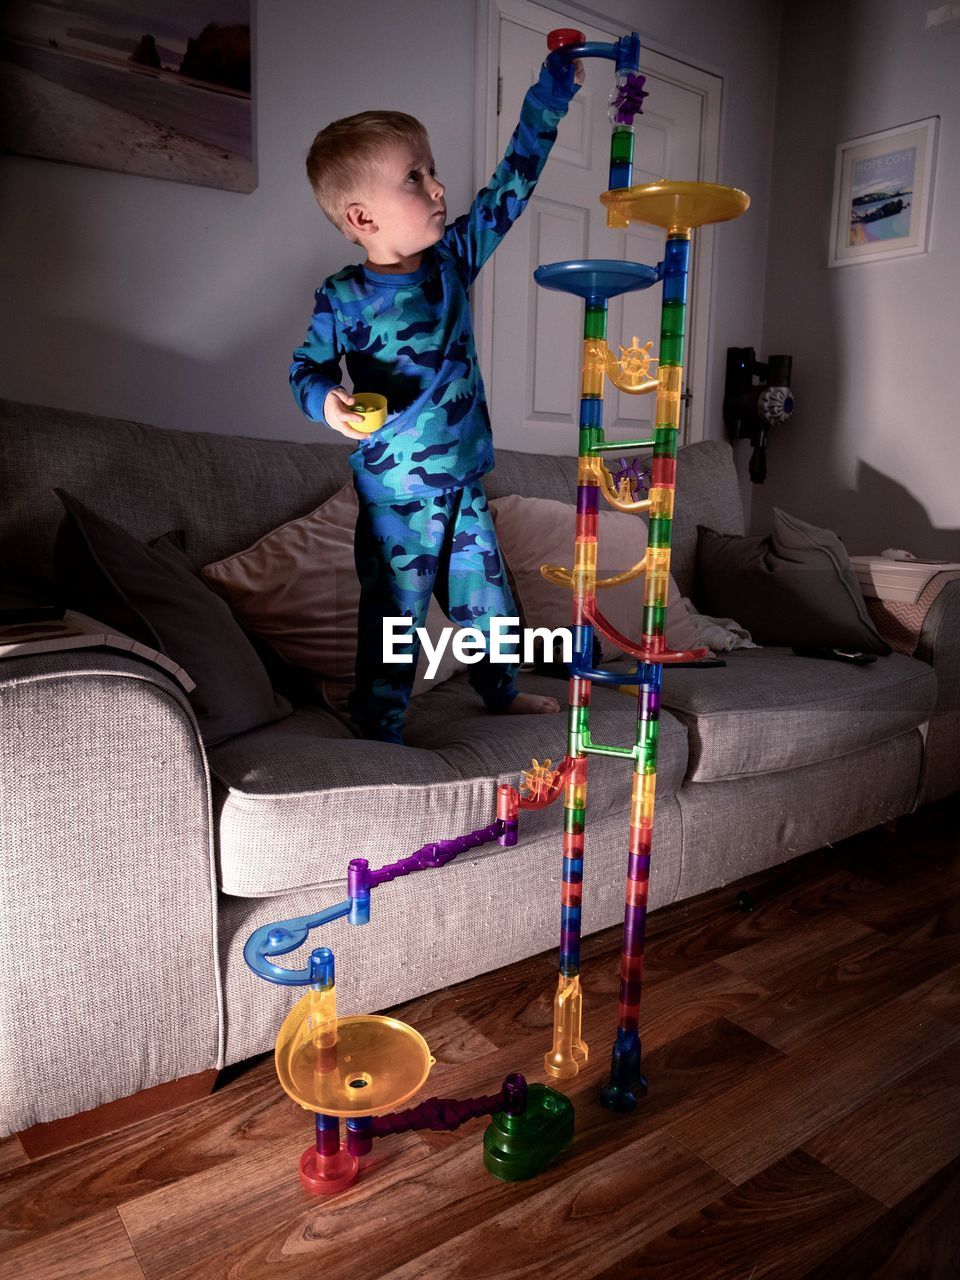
443, 58, 581, 285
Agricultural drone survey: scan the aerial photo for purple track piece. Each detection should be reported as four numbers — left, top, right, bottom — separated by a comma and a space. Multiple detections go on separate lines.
368, 1074, 527, 1138
614, 456, 649, 501
369, 820, 505, 887
613, 72, 648, 124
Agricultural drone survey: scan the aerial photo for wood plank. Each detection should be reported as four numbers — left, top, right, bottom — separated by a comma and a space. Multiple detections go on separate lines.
118, 1019, 774, 1280
905, 962, 960, 1024
120, 1128, 429, 1280
0, 1136, 27, 1175
838, 822, 960, 885
716, 910, 879, 985
391, 925, 792, 1101
389, 949, 557, 1045
589, 1149, 882, 1280
412, 1010, 781, 1157
666, 998, 960, 1186
17, 1072, 217, 1160
637, 867, 887, 978
410, 948, 767, 1077
378, 1131, 729, 1280
386, 851, 899, 1054
652, 843, 844, 927
389, 954, 774, 1112
801, 1154, 960, 1280
803, 1045, 960, 1207
0, 1208, 145, 1280
122, 1116, 533, 1280
579, 959, 769, 1056
0, 1060, 301, 1250
393, 1010, 501, 1067
729, 913, 960, 1052
835, 872, 960, 937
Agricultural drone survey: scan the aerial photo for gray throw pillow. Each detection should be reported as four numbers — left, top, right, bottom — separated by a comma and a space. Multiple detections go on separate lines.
697, 508, 890, 654
53, 489, 292, 745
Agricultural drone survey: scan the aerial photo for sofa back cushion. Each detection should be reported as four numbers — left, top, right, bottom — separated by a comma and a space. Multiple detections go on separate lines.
0, 397, 744, 601
697, 509, 891, 654
0, 399, 355, 593
53, 489, 292, 744
200, 482, 468, 705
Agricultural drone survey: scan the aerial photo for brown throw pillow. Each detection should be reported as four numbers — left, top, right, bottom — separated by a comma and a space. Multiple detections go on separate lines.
697, 508, 890, 653
52, 490, 292, 746
489, 494, 700, 659
201, 484, 467, 707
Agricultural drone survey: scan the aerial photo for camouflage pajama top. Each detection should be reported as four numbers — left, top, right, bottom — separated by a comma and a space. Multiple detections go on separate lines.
289, 64, 578, 504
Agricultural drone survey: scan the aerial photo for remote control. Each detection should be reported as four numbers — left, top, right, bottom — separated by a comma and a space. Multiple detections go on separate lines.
792, 645, 877, 665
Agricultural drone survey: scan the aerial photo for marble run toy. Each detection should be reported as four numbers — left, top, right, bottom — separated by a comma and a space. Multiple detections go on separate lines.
245, 28, 749, 1196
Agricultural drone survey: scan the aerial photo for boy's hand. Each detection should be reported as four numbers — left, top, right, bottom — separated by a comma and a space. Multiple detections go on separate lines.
323, 387, 369, 440
539, 55, 583, 101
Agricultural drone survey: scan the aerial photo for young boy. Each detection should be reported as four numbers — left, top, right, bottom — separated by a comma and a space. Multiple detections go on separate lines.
290, 55, 583, 743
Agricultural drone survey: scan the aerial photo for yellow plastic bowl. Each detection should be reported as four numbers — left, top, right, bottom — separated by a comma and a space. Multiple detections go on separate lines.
275, 1000, 434, 1117
351, 392, 387, 433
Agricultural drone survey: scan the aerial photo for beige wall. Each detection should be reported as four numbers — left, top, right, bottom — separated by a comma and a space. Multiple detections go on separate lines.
757, 0, 960, 556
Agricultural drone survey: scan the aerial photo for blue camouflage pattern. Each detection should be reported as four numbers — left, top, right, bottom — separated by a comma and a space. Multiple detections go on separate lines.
349, 483, 520, 743
290, 64, 578, 502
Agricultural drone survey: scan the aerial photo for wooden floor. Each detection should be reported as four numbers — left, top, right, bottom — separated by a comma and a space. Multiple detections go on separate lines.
2, 799, 959, 1280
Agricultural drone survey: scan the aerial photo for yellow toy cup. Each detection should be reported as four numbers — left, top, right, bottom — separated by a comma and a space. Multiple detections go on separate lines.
351, 392, 387, 433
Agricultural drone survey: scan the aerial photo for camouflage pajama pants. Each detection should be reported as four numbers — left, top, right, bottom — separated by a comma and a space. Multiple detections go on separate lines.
349, 481, 519, 743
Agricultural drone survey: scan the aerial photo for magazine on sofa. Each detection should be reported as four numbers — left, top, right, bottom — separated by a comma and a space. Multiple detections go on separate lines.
851, 556, 960, 605
0, 609, 195, 692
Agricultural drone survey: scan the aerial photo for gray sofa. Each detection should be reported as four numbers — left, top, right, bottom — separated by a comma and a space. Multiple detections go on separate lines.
1, 395, 957, 1137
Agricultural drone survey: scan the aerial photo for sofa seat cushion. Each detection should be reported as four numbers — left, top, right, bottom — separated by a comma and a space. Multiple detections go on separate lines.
402, 673, 688, 844
660, 648, 937, 783
208, 673, 689, 897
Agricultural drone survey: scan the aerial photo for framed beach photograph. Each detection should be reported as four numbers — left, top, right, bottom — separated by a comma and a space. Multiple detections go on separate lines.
0, 1, 255, 193
829, 117, 939, 267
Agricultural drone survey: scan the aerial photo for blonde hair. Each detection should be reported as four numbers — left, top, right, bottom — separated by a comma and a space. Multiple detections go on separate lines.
306, 110, 429, 240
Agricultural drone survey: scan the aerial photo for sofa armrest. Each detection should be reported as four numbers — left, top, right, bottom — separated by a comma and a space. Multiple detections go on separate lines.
915, 578, 960, 715
0, 649, 222, 1135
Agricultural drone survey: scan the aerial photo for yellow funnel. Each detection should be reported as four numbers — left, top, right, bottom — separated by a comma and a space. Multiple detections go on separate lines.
601, 180, 749, 234
275, 991, 434, 1118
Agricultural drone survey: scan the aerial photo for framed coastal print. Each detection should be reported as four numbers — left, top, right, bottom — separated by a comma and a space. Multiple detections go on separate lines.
0, 2, 255, 192
829, 117, 938, 267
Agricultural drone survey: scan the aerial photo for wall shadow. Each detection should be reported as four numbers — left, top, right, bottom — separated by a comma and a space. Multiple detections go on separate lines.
733, 448, 958, 560
843, 459, 959, 559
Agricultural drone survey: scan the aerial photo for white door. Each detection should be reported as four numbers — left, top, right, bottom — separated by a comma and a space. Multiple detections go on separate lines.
475, 0, 721, 453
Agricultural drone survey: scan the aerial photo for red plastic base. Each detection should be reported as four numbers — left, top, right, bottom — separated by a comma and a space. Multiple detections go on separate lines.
547, 28, 585, 50
299, 1145, 360, 1196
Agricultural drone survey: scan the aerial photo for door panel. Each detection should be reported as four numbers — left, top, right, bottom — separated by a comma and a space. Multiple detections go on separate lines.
481, 3, 718, 453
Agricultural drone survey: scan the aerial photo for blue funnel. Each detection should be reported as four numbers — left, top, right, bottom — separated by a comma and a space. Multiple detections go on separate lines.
534, 259, 659, 302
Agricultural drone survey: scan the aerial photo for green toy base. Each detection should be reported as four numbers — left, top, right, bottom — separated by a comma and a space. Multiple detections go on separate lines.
483, 1084, 574, 1181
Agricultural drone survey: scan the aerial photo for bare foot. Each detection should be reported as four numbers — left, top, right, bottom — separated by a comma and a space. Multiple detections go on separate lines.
504, 692, 561, 715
